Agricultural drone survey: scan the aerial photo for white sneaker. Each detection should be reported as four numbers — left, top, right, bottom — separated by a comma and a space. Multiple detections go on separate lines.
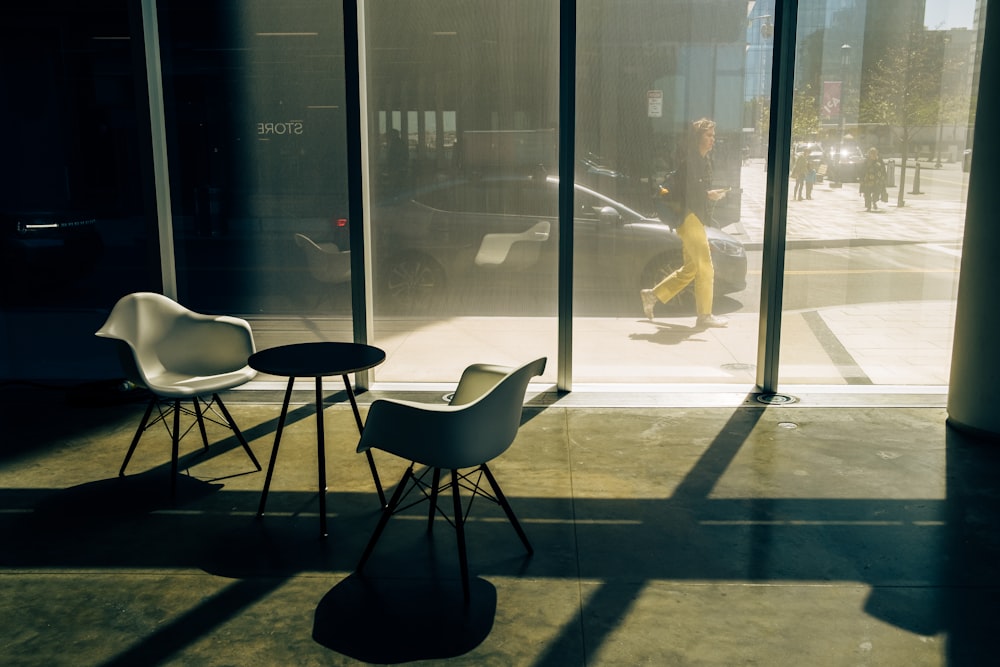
640, 289, 658, 320
697, 314, 728, 328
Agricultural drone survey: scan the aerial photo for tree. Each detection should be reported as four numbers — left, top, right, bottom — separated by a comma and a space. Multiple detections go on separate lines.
791, 85, 820, 142
860, 30, 961, 207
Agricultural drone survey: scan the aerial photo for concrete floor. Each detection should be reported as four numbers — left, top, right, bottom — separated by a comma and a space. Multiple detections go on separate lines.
1, 382, 999, 666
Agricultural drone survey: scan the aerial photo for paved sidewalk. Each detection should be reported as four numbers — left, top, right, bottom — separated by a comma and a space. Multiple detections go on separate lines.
245, 159, 965, 399
730, 159, 968, 247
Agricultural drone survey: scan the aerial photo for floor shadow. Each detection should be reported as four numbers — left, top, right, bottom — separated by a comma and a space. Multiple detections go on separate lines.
30, 471, 222, 525
628, 321, 705, 346
312, 573, 496, 662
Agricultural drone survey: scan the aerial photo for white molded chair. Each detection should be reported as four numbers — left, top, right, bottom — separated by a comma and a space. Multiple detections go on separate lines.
95, 292, 262, 495
294, 233, 351, 284
356, 357, 546, 602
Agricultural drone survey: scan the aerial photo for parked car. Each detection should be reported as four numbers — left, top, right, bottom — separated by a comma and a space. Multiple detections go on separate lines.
0, 211, 103, 294
825, 142, 865, 182
348, 174, 747, 314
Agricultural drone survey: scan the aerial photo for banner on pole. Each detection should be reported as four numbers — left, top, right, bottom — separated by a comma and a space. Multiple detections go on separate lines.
821, 81, 842, 120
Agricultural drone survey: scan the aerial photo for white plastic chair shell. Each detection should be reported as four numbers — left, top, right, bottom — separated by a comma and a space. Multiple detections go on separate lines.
96, 291, 257, 397
295, 232, 352, 284
355, 357, 546, 602
357, 357, 546, 470
95, 292, 261, 493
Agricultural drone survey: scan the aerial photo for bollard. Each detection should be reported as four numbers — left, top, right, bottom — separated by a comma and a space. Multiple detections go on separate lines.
886, 159, 895, 188
910, 162, 923, 194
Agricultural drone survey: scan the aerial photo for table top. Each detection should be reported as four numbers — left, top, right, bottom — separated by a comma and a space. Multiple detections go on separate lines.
249, 342, 386, 378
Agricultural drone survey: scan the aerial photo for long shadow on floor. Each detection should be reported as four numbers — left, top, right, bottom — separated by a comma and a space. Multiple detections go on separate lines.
3, 390, 1000, 665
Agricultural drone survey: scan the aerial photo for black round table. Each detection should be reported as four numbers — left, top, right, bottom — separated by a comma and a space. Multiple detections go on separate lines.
250, 341, 387, 537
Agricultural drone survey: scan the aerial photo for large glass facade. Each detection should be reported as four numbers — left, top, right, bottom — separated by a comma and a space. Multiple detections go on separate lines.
158, 0, 353, 319
1, 2, 155, 309
778, 0, 975, 387
0, 0, 985, 394
362, 1, 560, 383
573, 1, 758, 384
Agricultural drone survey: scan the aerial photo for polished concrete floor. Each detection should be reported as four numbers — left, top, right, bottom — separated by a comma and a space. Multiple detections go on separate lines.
1, 382, 999, 666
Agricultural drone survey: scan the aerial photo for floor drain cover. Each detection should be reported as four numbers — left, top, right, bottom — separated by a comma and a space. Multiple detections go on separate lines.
755, 393, 799, 405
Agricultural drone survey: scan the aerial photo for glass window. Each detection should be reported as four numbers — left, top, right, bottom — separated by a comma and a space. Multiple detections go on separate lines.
158, 0, 353, 321
572, 1, 759, 384
1, 2, 153, 310
779, 0, 975, 387
365, 1, 559, 383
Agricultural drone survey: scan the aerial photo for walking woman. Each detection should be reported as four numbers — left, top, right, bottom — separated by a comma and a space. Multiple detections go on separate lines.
640, 118, 729, 328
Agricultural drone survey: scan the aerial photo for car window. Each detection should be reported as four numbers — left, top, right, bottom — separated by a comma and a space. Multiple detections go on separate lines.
574, 190, 617, 220
413, 180, 558, 217
412, 178, 640, 222
412, 184, 459, 211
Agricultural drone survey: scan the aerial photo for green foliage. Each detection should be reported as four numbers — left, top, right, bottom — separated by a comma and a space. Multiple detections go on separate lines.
859, 31, 960, 143
791, 85, 819, 140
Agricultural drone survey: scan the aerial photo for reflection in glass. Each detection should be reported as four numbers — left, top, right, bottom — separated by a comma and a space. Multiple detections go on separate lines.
160, 1, 352, 317
1, 2, 150, 309
779, 0, 976, 387
365, 1, 559, 383
572, 1, 759, 384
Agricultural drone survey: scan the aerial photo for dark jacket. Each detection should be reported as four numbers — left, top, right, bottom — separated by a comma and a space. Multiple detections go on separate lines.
676, 149, 713, 222
859, 157, 887, 195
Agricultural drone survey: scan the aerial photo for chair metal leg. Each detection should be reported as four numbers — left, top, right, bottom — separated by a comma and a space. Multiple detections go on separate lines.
480, 463, 533, 554
120, 397, 156, 477
427, 467, 441, 533
357, 464, 414, 572
452, 469, 471, 604
214, 393, 262, 470
170, 399, 181, 497
192, 397, 210, 450
343, 374, 387, 507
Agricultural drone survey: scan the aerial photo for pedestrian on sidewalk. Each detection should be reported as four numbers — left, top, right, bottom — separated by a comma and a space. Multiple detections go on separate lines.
640, 118, 729, 328
792, 150, 808, 201
859, 147, 887, 211
805, 160, 817, 199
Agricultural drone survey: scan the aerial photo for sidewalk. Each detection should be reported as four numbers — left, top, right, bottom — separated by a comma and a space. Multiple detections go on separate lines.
731, 158, 968, 247
246, 159, 964, 399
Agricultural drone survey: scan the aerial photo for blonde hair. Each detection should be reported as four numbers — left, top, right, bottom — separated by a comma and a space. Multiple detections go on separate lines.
686, 118, 716, 154
691, 118, 716, 134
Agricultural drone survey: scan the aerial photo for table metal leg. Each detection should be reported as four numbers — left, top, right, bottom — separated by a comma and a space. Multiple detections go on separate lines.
316, 377, 328, 538
257, 377, 294, 519
342, 374, 387, 507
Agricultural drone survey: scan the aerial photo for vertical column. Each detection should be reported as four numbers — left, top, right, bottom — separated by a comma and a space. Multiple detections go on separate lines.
947, 7, 1000, 438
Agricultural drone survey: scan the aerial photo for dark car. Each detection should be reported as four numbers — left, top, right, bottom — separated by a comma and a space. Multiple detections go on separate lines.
825, 142, 865, 182
359, 174, 746, 314
0, 211, 103, 296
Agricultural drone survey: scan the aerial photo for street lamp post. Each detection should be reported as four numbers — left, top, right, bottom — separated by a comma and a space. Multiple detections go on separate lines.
831, 44, 851, 188
748, 14, 772, 159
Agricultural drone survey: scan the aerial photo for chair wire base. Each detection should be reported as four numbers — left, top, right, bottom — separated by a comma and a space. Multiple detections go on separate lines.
357, 462, 532, 603
119, 393, 261, 496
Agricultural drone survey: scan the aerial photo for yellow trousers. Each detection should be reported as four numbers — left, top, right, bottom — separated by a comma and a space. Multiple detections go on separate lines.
651, 211, 715, 316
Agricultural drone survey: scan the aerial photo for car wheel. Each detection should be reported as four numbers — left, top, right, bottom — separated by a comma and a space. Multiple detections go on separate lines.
640, 252, 695, 314
381, 253, 446, 311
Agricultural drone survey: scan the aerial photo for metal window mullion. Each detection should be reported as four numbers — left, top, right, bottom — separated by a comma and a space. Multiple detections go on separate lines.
755, 0, 799, 393
557, 0, 577, 392
344, 0, 375, 389
140, 0, 177, 299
